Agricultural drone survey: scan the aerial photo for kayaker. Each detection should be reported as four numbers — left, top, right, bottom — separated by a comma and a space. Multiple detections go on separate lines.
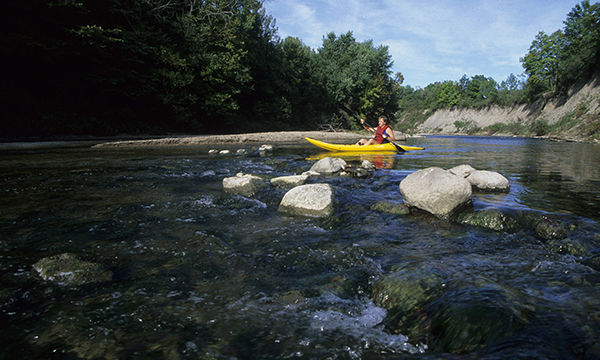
356, 115, 395, 145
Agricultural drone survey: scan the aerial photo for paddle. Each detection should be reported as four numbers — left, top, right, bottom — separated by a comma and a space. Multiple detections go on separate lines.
342, 106, 406, 152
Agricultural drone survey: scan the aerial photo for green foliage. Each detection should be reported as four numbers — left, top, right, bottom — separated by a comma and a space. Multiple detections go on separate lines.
531, 119, 551, 136
521, 1, 600, 98
314, 32, 399, 128
483, 122, 528, 135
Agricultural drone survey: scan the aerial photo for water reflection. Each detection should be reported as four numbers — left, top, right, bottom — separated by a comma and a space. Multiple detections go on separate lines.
307, 151, 397, 169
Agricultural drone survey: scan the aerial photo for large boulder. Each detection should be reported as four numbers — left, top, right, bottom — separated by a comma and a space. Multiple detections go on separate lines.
270, 174, 309, 188
33, 253, 112, 286
222, 173, 266, 197
467, 170, 510, 192
278, 183, 334, 217
309, 157, 347, 174
399, 167, 472, 218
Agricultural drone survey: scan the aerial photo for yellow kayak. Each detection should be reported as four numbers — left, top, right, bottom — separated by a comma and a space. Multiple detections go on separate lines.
305, 137, 424, 152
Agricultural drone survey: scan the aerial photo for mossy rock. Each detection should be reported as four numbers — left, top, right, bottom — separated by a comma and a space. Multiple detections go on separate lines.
455, 209, 517, 232
535, 217, 568, 240
33, 253, 112, 286
370, 201, 410, 215
426, 286, 531, 353
546, 238, 588, 257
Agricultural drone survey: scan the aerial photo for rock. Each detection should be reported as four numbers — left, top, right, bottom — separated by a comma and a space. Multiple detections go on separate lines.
309, 157, 347, 174
582, 254, 600, 271
361, 160, 376, 170
546, 238, 588, 257
455, 209, 517, 232
278, 183, 334, 217
270, 174, 309, 188
33, 253, 112, 286
301, 170, 321, 177
219, 149, 230, 155
372, 264, 444, 313
448, 164, 476, 178
370, 201, 410, 215
399, 167, 472, 219
535, 216, 568, 240
466, 170, 510, 192
222, 173, 266, 197
344, 167, 370, 178
426, 286, 530, 353
372, 263, 445, 340
258, 144, 273, 152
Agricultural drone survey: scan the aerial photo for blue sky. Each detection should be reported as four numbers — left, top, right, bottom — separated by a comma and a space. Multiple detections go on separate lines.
262, 0, 585, 88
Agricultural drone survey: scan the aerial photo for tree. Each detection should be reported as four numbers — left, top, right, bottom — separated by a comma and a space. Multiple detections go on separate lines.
520, 30, 564, 92
313, 31, 398, 128
559, 0, 600, 88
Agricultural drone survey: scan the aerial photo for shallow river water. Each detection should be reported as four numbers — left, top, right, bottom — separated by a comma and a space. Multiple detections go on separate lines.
1, 136, 600, 359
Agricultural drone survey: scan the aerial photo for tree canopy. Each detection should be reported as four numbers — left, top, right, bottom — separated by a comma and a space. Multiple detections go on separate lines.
1, 1, 398, 137
1, 0, 598, 138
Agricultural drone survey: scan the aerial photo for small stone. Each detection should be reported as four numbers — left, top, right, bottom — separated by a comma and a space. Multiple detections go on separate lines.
278, 183, 334, 217
270, 174, 309, 187
222, 173, 266, 197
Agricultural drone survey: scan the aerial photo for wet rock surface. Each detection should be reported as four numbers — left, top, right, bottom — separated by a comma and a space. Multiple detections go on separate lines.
400, 167, 472, 218
467, 170, 510, 192
33, 253, 112, 286
455, 208, 518, 231
278, 183, 334, 217
222, 173, 266, 197
309, 157, 347, 174
370, 201, 410, 215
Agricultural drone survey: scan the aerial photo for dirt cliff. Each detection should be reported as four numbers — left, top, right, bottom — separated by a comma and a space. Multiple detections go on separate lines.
413, 76, 600, 142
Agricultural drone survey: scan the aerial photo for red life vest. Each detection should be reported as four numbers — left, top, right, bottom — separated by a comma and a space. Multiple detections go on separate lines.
373, 124, 391, 144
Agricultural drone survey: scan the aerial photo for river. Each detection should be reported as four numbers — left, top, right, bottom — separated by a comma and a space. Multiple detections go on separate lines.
1, 135, 599, 359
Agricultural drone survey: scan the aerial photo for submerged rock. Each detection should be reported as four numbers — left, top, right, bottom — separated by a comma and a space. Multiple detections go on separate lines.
361, 160, 376, 170
343, 167, 370, 178
425, 286, 531, 353
310, 157, 347, 174
455, 209, 517, 232
535, 216, 568, 240
222, 173, 266, 197
270, 174, 309, 188
582, 254, 600, 271
448, 164, 476, 178
399, 167, 472, 219
466, 170, 510, 192
258, 144, 273, 152
371, 201, 410, 215
33, 253, 112, 286
546, 238, 588, 257
278, 183, 334, 217
372, 265, 445, 313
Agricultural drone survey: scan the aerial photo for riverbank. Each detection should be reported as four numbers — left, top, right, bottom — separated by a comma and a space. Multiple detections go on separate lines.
404, 74, 600, 143
92, 131, 366, 148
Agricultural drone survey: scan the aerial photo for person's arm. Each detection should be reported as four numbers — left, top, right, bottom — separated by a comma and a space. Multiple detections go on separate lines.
360, 119, 375, 133
384, 127, 395, 141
